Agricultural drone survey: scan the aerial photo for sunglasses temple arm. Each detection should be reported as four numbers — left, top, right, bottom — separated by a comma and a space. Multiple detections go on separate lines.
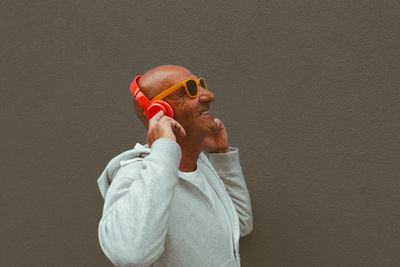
151, 83, 183, 101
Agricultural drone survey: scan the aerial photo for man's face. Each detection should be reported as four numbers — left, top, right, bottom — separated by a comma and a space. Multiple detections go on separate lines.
164, 72, 218, 137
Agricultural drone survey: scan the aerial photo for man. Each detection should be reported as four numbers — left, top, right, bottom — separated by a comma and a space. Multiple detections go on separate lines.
97, 65, 253, 266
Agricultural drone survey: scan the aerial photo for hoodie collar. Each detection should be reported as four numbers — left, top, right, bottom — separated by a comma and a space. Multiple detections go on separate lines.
97, 143, 151, 199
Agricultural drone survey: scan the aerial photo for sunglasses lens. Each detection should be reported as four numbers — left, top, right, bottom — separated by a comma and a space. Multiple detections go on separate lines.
199, 78, 207, 89
186, 80, 198, 96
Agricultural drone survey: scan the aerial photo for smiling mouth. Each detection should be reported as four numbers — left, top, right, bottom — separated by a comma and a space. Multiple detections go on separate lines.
200, 110, 210, 115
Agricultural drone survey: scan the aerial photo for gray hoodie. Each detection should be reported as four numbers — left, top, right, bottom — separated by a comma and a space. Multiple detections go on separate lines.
97, 138, 253, 267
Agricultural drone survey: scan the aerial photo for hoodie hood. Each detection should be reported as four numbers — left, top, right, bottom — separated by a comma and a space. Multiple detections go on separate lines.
97, 143, 151, 199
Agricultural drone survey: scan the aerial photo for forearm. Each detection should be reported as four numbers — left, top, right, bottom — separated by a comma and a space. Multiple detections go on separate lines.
207, 148, 253, 236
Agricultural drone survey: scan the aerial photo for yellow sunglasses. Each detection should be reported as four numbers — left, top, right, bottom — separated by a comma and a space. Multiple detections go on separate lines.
151, 78, 207, 101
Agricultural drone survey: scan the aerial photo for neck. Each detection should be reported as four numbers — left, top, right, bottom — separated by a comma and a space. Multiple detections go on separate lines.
176, 134, 204, 172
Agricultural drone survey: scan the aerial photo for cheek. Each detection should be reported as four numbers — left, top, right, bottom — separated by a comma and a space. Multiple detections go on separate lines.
179, 108, 196, 125
172, 101, 191, 122
175, 107, 199, 131
174, 100, 195, 118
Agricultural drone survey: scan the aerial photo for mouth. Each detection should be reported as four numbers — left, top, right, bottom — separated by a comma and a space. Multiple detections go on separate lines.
200, 110, 210, 115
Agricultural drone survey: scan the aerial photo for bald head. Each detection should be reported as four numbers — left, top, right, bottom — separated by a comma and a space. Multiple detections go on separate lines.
133, 65, 195, 127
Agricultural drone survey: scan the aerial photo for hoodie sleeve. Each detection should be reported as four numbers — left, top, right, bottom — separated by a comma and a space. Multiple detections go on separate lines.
206, 148, 253, 237
98, 138, 181, 267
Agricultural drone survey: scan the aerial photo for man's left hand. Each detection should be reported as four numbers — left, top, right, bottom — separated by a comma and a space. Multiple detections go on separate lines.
202, 118, 230, 153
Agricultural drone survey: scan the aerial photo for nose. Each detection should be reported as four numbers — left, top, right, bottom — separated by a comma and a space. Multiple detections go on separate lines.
198, 87, 215, 103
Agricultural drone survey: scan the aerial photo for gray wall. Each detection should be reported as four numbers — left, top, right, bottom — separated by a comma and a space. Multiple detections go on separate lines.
2, 1, 399, 266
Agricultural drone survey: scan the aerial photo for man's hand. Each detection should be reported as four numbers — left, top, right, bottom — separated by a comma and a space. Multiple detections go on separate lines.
147, 111, 186, 147
202, 118, 230, 153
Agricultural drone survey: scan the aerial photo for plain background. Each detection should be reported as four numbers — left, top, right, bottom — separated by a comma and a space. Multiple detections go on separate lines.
2, 1, 399, 266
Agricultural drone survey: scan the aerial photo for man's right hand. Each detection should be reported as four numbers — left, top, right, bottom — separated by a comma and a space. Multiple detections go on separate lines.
147, 111, 186, 147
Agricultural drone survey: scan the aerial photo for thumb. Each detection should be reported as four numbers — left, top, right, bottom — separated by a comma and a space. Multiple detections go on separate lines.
214, 118, 224, 130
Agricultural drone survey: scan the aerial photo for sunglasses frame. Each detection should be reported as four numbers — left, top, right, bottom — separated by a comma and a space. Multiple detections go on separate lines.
151, 78, 207, 101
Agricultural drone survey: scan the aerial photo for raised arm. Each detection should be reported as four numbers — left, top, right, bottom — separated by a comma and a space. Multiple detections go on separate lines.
99, 138, 181, 266
99, 111, 186, 266
207, 149, 253, 236
202, 118, 253, 237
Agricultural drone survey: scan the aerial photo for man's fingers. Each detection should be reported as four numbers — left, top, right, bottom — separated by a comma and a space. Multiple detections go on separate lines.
153, 110, 164, 120
148, 111, 164, 128
171, 120, 186, 137
161, 117, 185, 137
151, 115, 186, 137
214, 118, 224, 130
